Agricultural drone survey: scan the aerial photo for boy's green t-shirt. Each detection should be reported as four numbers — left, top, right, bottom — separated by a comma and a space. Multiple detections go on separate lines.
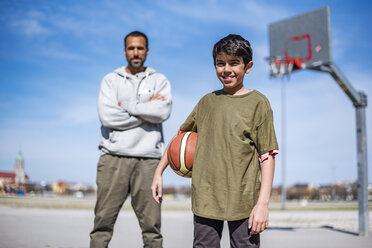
180, 89, 278, 221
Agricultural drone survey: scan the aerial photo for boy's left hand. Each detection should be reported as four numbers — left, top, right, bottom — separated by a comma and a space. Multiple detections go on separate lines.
248, 203, 269, 235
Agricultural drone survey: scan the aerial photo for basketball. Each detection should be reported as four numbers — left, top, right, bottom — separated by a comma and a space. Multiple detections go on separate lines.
167, 132, 197, 178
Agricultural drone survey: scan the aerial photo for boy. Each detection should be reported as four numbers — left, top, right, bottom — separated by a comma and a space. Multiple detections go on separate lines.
151, 34, 278, 247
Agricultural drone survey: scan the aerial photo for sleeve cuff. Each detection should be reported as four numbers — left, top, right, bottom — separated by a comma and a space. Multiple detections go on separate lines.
259, 150, 279, 163
120, 100, 136, 114
177, 129, 186, 135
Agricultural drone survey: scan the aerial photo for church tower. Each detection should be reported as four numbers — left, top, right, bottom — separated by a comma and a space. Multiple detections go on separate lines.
14, 151, 26, 185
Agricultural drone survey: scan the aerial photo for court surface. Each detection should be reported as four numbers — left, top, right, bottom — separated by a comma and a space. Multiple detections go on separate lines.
0, 206, 371, 248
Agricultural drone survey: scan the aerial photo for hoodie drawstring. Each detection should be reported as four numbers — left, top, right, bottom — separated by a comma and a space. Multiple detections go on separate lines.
138, 72, 149, 96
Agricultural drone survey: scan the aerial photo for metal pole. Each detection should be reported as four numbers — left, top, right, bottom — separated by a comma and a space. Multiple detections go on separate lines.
312, 64, 369, 236
356, 92, 369, 236
281, 79, 287, 210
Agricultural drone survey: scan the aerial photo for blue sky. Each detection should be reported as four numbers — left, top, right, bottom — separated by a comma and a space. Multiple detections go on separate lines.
0, 0, 371, 187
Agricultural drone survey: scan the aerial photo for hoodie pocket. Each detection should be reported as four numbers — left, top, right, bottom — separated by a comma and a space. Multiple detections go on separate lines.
155, 141, 165, 154
109, 130, 119, 143
138, 88, 154, 102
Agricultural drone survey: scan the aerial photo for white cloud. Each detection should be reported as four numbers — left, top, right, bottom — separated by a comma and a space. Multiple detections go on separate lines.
7, 7, 51, 36
156, 0, 290, 30
11, 19, 51, 36
37, 46, 86, 61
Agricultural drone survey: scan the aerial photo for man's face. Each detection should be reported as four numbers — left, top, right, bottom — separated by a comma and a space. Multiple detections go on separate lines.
124, 36, 148, 70
215, 52, 252, 91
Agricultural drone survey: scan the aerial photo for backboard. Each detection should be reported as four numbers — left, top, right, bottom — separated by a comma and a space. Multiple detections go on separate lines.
268, 6, 331, 76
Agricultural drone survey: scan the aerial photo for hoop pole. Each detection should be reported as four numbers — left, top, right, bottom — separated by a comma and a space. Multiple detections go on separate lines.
281, 79, 287, 210
356, 96, 369, 236
312, 62, 369, 236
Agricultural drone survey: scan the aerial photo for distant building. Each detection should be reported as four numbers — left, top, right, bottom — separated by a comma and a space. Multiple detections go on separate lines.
0, 151, 29, 193
14, 151, 26, 185
52, 181, 67, 195
0, 172, 17, 185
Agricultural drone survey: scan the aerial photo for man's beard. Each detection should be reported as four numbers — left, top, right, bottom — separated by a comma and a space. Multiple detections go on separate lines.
129, 57, 145, 69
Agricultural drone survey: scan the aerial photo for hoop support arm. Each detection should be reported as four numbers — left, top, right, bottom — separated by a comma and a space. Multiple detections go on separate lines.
311, 63, 367, 107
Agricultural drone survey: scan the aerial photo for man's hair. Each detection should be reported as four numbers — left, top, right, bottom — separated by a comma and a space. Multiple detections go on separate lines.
212, 34, 253, 66
124, 31, 148, 49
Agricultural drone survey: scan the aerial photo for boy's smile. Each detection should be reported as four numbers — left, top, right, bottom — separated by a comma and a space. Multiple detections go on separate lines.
215, 52, 253, 95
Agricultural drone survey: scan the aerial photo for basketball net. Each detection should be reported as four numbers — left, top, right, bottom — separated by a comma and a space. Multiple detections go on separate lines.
267, 56, 303, 79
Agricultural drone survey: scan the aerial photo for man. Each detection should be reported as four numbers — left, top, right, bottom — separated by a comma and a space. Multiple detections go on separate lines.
90, 31, 172, 248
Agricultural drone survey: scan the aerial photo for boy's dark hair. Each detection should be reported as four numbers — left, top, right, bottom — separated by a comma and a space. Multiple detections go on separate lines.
213, 34, 253, 66
124, 31, 148, 49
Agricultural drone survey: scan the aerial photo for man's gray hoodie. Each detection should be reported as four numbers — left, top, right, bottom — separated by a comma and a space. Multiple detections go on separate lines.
98, 66, 172, 158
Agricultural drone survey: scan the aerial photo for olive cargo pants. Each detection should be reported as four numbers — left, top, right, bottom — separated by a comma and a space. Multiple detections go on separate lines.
90, 154, 162, 248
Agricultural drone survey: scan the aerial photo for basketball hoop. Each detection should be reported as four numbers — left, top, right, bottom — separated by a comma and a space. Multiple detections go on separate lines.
267, 56, 303, 78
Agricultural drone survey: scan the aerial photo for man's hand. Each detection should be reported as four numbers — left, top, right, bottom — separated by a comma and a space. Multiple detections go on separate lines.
151, 172, 163, 204
150, 94, 166, 101
248, 203, 269, 235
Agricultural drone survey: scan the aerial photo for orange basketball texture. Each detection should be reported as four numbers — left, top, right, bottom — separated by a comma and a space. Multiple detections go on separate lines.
167, 132, 197, 178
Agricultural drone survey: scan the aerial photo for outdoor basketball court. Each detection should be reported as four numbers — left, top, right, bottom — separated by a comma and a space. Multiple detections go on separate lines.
0, 206, 371, 248
0, 5, 369, 248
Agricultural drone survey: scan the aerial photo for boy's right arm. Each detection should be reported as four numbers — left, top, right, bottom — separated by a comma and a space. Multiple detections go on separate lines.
151, 134, 177, 204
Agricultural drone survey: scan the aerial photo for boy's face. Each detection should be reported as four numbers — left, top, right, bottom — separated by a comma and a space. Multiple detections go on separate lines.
215, 52, 253, 92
